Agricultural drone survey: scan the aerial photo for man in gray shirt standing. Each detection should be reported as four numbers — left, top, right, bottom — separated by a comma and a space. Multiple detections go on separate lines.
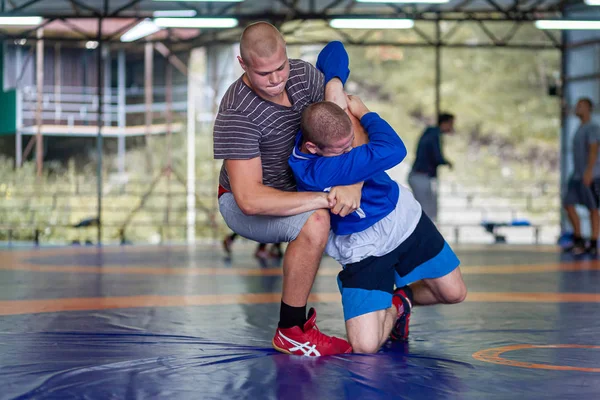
563, 97, 600, 255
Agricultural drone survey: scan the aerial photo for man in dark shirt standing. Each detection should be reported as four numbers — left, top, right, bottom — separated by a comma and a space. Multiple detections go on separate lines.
408, 113, 455, 223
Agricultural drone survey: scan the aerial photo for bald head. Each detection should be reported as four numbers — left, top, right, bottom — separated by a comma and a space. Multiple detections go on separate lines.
240, 22, 286, 66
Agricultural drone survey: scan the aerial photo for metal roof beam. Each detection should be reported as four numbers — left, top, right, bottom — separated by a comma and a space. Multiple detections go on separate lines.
320, 0, 347, 14
68, 0, 101, 16
109, 0, 143, 17
192, 37, 559, 50
7, 0, 43, 15
106, 17, 143, 41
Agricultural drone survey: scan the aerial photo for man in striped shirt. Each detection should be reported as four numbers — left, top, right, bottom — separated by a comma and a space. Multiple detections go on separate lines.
213, 23, 360, 356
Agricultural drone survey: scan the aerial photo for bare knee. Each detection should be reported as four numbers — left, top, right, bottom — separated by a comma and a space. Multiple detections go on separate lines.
346, 312, 386, 354
296, 209, 330, 248
350, 337, 381, 354
443, 283, 467, 304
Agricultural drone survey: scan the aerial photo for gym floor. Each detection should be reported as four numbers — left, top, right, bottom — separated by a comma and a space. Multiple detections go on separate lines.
1, 243, 598, 399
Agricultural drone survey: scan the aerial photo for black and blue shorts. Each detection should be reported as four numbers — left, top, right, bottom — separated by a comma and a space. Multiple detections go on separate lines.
337, 212, 460, 321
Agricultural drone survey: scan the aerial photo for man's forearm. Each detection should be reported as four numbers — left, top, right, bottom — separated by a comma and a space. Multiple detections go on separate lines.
324, 78, 346, 109
233, 185, 328, 216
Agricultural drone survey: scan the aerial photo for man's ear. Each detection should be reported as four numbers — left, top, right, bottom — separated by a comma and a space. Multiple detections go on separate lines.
237, 55, 247, 72
304, 141, 320, 155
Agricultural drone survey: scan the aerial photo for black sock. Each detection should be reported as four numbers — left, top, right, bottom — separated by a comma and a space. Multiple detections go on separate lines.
400, 285, 414, 305
278, 301, 307, 329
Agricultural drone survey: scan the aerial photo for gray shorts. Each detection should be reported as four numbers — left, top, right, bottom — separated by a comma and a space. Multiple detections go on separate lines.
563, 178, 600, 209
218, 192, 315, 243
408, 172, 438, 222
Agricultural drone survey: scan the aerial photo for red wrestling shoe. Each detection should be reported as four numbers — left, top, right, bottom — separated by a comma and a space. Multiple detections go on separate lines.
390, 288, 412, 341
272, 308, 352, 356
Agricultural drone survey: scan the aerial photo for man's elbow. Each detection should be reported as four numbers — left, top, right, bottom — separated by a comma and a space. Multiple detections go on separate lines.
239, 204, 260, 216
375, 142, 407, 170
392, 144, 408, 164
233, 194, 260, 216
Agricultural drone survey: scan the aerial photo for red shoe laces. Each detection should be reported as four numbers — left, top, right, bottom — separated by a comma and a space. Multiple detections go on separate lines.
305, 324, 333, 347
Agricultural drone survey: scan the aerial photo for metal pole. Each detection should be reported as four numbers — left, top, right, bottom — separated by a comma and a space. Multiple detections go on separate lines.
434, 20, 442, 225
1, 39, 5, 92
155, 43, 194, 243
96, 10, 104, 245
117, 49, 126, 176
166, 60, 172, 166
15, 46, 22, 167
54, 43, 61, 123
103, 44, 111, 127
435, 19, 441, 120
210, 48, 221, 242
35, 28, 43, 178
186, 52, 196, 244
166, 55, 173, 242
559, 30, 568, 233
16, 89, 22, 167
144, 41, 153, 171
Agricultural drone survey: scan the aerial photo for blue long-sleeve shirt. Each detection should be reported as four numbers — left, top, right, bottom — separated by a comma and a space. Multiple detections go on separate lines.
289, 112, 407, 235
411, 126, 448, 178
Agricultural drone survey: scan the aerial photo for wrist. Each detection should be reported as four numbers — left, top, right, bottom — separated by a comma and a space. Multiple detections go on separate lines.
316, 192, 330, 207
357, 109, 371, 120
326, 78, 343, 89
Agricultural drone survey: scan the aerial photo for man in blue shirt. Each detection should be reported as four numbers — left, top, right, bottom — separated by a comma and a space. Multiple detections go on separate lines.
289, 97, 466, 353
408, 114, 455, 223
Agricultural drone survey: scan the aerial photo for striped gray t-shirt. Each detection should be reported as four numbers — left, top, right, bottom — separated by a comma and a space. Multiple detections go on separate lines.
213, 59, 325, 192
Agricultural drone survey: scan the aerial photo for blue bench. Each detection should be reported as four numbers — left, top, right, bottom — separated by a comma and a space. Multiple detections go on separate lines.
481, 219, 539, 244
